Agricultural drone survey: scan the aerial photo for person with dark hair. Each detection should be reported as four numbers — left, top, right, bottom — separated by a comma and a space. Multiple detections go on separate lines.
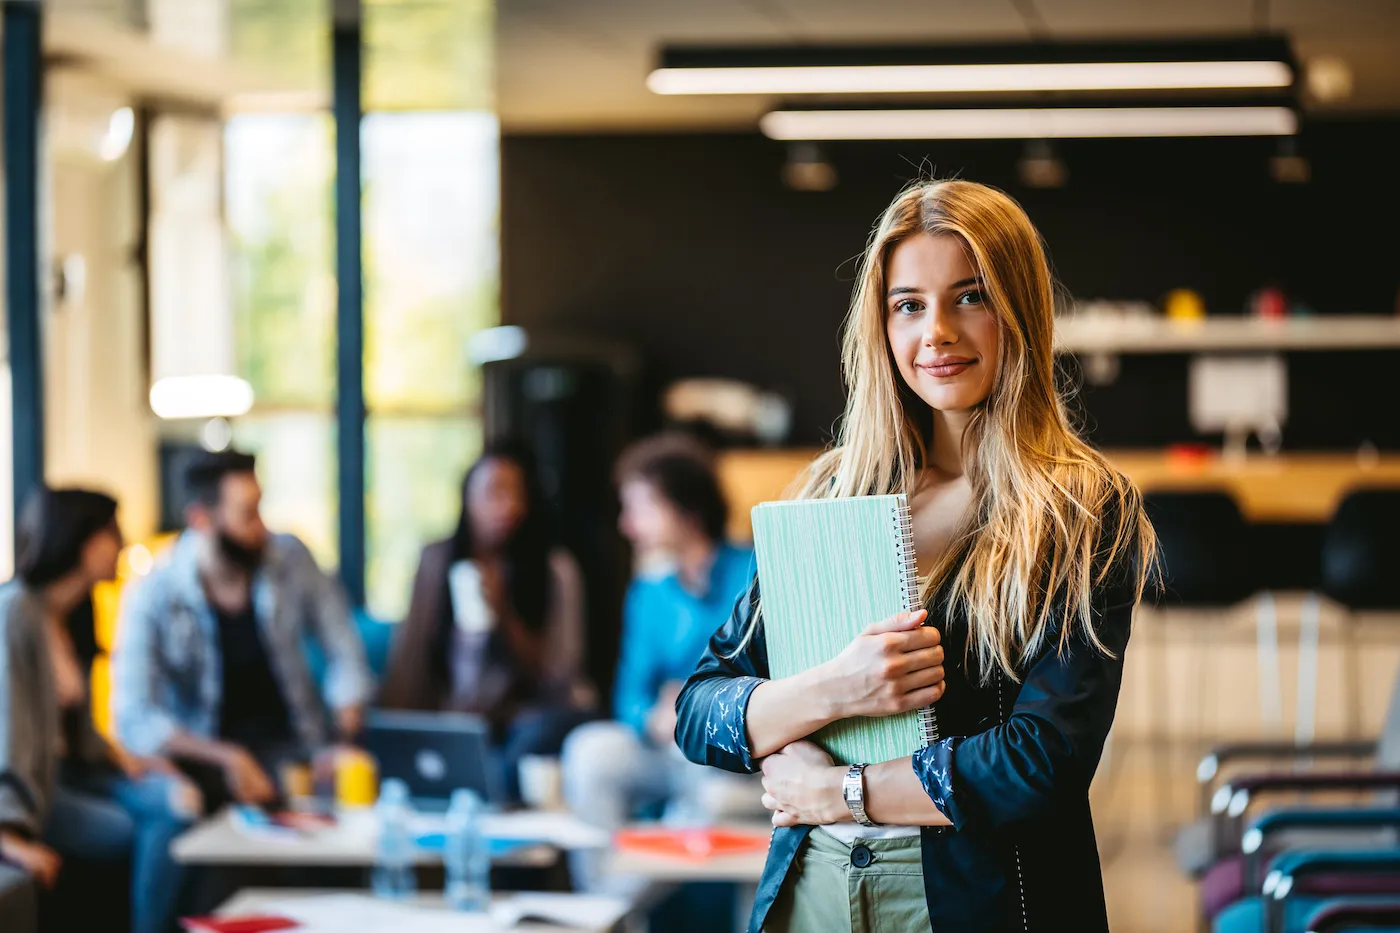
111, 450, 372, 810
0, 487, 198, 933
561, 435, 761, 884
378, 442, 591, 801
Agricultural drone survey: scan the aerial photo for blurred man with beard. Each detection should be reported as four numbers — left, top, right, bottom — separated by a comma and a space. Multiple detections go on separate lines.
112, 451, 371, 809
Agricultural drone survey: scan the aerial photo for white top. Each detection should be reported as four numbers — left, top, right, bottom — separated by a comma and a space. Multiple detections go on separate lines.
447, 559, 496, 634
819, 822, 922, 843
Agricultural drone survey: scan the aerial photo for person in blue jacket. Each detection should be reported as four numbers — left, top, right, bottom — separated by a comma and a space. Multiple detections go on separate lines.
563, 435, 761, 861
675, 179, 1155, 933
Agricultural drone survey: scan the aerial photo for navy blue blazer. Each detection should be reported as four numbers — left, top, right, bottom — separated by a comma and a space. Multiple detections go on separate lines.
674, 556, 1138, 933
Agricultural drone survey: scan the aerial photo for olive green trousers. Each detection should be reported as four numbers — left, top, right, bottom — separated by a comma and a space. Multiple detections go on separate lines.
764, 829, 930, 933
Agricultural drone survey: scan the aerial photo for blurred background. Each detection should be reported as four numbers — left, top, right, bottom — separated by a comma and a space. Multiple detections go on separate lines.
4, 1, 1400, 930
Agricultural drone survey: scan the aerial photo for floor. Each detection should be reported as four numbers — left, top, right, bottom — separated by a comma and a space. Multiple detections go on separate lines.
1096, 738, 1202, 932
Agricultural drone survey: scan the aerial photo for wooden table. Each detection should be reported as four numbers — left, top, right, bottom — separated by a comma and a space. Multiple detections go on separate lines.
717, 448, 1400, 536
173, 807, 607, 867
603, 824, 771, 932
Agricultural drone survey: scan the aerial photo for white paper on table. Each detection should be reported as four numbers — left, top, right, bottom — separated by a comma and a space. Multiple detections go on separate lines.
490, 893, 630, 929
257, 895, 495, 933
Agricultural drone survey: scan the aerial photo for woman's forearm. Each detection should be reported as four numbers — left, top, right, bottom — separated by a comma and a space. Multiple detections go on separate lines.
864, 757, 952, 826
744, 668, 839, 759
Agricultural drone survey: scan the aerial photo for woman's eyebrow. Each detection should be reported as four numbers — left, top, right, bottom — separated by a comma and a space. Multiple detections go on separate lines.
887, 285, 921, 298
949, 276, 982, 289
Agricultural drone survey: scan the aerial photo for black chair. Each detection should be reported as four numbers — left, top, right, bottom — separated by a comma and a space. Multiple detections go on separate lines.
1147, 492, 1275, 877
1318, 488, 1400, 738
1146, 491, 1262, 610
1146, 491, 1273, 746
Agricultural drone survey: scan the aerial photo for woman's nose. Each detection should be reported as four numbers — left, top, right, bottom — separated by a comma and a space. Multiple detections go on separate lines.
922, 304, 956, 347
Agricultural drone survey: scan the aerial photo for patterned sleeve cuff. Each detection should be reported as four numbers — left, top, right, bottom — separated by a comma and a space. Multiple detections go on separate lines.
913, 737, 969, 831
702, 675, 766, 771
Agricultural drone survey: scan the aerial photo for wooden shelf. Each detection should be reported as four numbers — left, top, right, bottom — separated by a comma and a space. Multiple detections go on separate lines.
1054, 315, 1400, 354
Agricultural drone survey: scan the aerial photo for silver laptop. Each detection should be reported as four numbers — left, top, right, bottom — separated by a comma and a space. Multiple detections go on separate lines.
364, 710, 501, 808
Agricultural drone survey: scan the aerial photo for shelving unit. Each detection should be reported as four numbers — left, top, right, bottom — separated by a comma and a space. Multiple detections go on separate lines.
1054, 315, 1400, 354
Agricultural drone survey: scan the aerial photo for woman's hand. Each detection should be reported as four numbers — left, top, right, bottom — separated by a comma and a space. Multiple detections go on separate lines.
761, 741, 847, 828
0, 832, 62, 888
812, 610, 945, 720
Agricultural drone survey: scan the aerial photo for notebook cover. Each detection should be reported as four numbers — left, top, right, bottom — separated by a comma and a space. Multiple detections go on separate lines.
751, 495, 938, 765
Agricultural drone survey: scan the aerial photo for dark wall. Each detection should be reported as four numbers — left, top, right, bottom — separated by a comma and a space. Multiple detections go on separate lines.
502, 122, 1400, 450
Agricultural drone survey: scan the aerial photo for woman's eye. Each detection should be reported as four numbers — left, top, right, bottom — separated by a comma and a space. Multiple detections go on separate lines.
957, 289, 985, 306
893, 299, 922, 316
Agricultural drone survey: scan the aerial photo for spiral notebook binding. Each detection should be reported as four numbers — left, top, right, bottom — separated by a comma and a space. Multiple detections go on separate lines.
893, 495, 940, 746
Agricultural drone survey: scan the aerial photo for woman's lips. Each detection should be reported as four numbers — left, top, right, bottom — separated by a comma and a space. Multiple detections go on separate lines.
918, 358, 975, 378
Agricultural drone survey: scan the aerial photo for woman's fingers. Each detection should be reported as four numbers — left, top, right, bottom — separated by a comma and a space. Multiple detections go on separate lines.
762, 793, 781, 812
901, 683, 946, 709
894, 645, 944, 674
862, 609, 927, 636
772, 810, 800, 828
899, 663, 946, 691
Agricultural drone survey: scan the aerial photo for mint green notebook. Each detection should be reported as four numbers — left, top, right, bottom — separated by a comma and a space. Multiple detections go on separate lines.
750, 495, 939, 765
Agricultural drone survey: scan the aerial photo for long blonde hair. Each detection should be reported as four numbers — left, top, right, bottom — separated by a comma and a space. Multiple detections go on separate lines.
762, 180, 1153, 681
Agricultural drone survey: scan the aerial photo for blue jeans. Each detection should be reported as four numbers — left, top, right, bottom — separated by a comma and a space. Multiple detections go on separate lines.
47, 768, 193, 933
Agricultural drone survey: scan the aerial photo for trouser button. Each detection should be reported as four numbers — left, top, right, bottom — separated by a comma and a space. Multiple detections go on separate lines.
850, 844, 873, 868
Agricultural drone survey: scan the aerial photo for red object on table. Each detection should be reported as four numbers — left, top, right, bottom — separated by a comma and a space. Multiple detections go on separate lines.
614, 827, 771, 861
179, 916, 301, 933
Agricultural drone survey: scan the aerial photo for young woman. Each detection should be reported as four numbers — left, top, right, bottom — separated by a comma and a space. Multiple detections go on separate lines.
675, 180, 1154, 932
0, 488, 198, 933
379, 442, 592, 800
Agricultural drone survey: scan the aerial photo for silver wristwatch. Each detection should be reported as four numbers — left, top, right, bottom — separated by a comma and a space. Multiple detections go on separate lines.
843, 763, 878, 827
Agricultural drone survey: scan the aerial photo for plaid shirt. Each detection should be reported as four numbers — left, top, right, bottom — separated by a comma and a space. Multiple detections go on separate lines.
111, 533, 372, 757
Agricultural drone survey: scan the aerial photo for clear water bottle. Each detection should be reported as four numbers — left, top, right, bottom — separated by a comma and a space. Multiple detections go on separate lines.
372, 778, 417, 900
443, 788, 490, 912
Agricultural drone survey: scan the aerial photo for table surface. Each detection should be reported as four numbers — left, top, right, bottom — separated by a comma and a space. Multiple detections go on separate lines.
214, 888, 624, 932
717, 448, 1400, 529
173, 807, 608, 867
604, 825, 771, 883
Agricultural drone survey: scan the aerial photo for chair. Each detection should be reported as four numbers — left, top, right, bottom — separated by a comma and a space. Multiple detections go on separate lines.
1147, 492, 1273, 858
1213, 849, 1400, 933
0, 867, 36, 933
1192, 667, 1400, 918
1315, 489, 1400, 739
1304, 898, 1400, 933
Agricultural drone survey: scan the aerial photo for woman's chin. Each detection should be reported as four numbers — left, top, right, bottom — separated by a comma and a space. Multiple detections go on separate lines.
913, 387, 985, 414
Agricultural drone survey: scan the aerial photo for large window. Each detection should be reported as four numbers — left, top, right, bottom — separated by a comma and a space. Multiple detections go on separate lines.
225, 113, 339, 566
362, 111, 498, 619
224, 0, 497, 620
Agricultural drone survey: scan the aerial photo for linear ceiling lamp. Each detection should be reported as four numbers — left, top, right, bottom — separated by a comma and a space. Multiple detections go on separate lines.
649, 38, 1294, 96
759, 106, 1298, 140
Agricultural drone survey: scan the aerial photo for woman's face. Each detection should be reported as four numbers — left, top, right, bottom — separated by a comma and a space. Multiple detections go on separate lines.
467, 457, 529, 550
885, 233, 1001, 414
81, 522, 123, 583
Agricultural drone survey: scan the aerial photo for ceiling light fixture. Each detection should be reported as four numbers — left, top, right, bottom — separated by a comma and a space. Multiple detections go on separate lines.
760, 106, 1298, 140
650, 38, 1295, 96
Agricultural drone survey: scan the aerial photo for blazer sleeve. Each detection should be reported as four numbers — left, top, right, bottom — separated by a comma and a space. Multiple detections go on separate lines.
911, 570, 1137, 831
674, 575, 770, 775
